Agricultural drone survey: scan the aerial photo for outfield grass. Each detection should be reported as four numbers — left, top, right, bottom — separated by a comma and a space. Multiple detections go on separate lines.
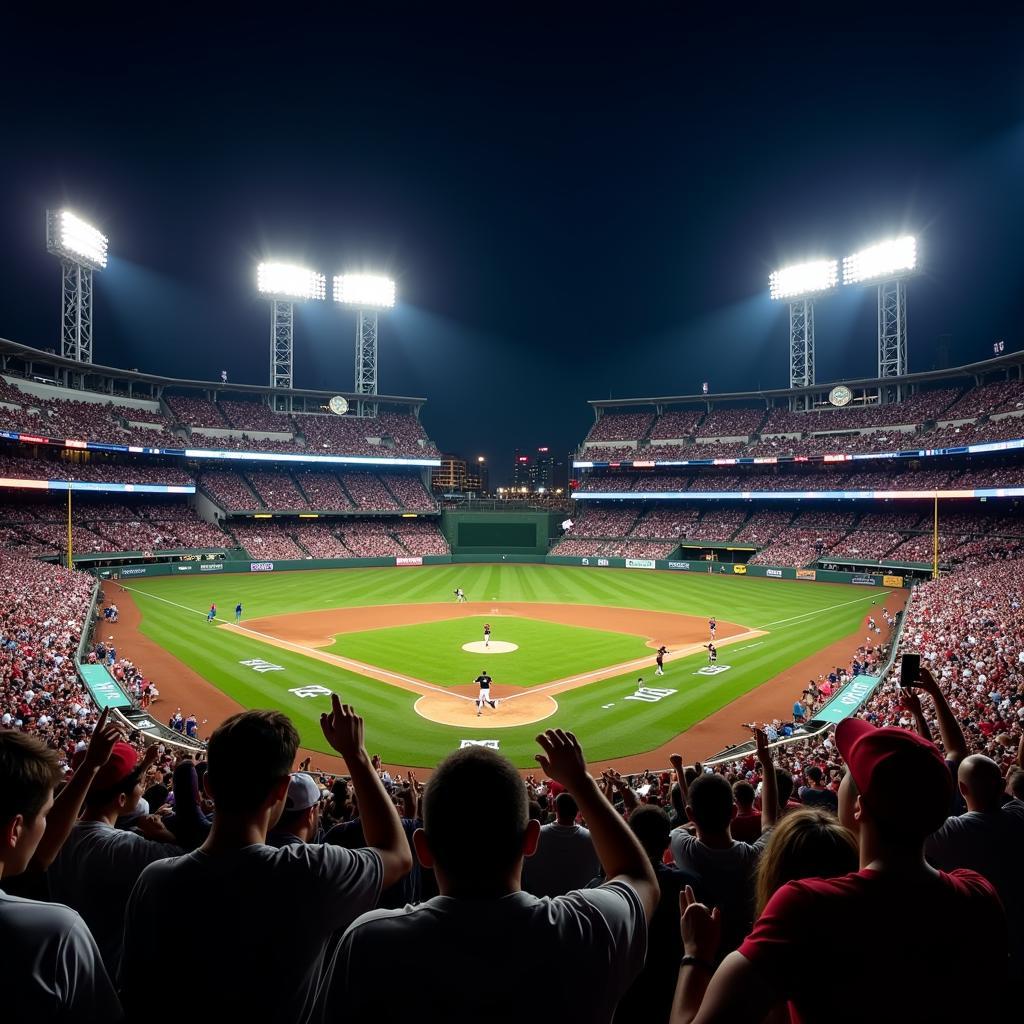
124, 564, 889, 767
328, 616, 649, 687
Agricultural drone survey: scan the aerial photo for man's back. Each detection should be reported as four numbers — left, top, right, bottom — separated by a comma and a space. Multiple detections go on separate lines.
739, 867, 1007, 1021
0, 890, 122, 1020
48, 819, 183, 976
319, 882, 646, 1023
122, 843, 381, 1024
521, 822, 601, 897
925, 800, 1024, 964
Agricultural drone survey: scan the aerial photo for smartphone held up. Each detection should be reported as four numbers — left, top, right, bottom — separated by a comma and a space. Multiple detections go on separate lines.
899, 652, 921, 688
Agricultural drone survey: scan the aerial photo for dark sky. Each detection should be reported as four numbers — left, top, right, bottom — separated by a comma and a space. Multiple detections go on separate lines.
3, 11, 1024, 484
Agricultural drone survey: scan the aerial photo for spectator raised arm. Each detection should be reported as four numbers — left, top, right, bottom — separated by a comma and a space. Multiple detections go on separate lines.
319, 695, 413, 889
538, 731, 658, 918
915, 665, 968, 764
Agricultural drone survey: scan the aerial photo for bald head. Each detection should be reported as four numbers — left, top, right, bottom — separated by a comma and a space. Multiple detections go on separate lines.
957, 755, 1004, 811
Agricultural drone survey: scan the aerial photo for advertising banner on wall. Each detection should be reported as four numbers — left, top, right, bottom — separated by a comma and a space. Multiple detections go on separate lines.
766, 568, 783, 578
250, 562, 275, 572
733, 564, 747, 575
883, 574, 905, 588
625, 559, 656, 569
668, 561, 692, 571
851, 574, 877, 585
396, 557, 423, 566
796, 569, 817, 580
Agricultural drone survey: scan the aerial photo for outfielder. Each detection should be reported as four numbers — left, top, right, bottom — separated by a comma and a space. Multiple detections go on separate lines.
454, 587, 466, 603
474, 669, 497, 716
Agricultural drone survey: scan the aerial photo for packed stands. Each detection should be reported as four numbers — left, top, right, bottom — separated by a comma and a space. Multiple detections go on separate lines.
200, 470, 261, 510
389, 519, 450, 556
567, 506, 640, 538
294, 469, 354, 510
649, 409, 705, 439
218, 400, 292, 433
244, 471, 308, 510
0, 453, 193, 486
942, 378, 1024, 419
340, 472, 400, 511
582, 411, 653, 444
629, 507, 701, 539
228, 520, 306, 560
163, 395, 227, 429
695, 406, 766, 438
337, 520, 406, 557
296, 411, 439, 458
381, 472, 437, 512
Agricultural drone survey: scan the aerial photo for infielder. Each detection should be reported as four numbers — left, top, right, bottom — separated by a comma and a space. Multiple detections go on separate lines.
235, 602, 243, 624
474, 669, 497, 716
655, 645, 668, 676
454, 587, 466, 603
207, 603, 217, 624
705, 642, 717, 665
483, 622, 491, 648
708, 617, 717, 640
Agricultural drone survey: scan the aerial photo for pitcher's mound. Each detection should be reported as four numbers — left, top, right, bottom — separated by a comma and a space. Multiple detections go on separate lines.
461, 640, 518, 654
415, 692, 557, 727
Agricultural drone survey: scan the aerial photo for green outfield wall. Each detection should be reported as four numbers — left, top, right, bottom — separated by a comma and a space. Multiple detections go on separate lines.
441, 510, 556, 556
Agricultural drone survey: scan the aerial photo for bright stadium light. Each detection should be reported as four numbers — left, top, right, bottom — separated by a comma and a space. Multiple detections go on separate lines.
842, 236, 917, 285
768, 259, 838, 301
46, 209, 108, 270
46, 208, 109, 364
332, 273, 396, 308
257, 263, 326, 301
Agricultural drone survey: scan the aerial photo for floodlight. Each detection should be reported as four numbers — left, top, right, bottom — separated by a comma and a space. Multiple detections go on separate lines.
257, 263, 326, 301
333, 273, 396, 308
769, 260, 838, 301
842, 236, 917, 285
46, 209, 108, 270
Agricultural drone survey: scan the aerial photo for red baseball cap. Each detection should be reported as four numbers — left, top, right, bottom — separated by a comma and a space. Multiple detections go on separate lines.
72, 741, 139, 794
835, 718, 951, 838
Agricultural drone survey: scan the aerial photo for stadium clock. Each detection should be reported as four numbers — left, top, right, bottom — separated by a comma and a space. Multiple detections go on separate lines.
828, 385, 853, 408
328, 395, 349, 416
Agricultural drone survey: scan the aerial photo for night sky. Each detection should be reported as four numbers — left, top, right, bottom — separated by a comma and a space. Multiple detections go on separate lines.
3, 11, 1023, 484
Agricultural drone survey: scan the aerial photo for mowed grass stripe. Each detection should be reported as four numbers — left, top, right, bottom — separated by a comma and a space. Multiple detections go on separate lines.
125, 565, 888, 766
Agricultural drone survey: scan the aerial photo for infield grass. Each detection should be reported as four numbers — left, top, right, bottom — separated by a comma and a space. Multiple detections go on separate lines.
122, 564, 891, 767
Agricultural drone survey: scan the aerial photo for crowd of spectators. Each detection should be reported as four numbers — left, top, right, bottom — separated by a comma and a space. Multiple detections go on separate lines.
650, 409, 705, 439
583, 412, 654, 443
337, 520, 406, 558
381, 473, 437, 512
339, 472, 400, 511
228, 521, 307, 560
294, 469, 354, 509
0, 452, 193, 487
568, 507, 640, 538
244, 471, 309, 510
1, 538, 1021, 1018
218, 400, 292, 433
694, 407, 766, 438
942, 378, 1024, 419
200, 470, 261, 511
163, 395, 228, 429
296, 411, 439, 458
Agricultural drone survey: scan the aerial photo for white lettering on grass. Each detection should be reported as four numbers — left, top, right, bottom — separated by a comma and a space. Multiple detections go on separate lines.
239, 659, 284, 674
288, 685, 332, 699
624, 686, 677, 704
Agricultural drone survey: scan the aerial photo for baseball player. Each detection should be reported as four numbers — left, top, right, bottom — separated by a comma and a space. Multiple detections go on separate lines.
705, 642, 717, 665
235, 602, 243, 624
207, 603, 217, 624
483, 622, 491, 648
474, 669, 497, 716
708, 617, 717, 640
454, 587, 466, 603
655, 645, 668, 676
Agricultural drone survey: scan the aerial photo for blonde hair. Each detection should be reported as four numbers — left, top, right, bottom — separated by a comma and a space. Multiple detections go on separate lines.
755, 807, 858, 918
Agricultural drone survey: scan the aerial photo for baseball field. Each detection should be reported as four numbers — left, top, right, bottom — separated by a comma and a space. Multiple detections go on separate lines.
108, 563, 903, 771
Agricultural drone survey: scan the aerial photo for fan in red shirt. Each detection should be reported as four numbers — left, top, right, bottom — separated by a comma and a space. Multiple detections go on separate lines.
670, 708, 1008, 1024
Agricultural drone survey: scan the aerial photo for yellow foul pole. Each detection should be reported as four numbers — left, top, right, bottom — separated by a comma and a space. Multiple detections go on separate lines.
67, 488, 73, 569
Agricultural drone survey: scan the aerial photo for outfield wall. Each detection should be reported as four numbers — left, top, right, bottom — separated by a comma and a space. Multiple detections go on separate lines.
92, 551, 904, 588
442, 511, 556, 556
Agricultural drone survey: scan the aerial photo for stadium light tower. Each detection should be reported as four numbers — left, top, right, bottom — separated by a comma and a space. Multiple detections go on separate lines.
842, 235, 917, 402
46, 209, 108, 368
769, 259, 838, 404
333, 274, 396, 416
256, 263, 326, 409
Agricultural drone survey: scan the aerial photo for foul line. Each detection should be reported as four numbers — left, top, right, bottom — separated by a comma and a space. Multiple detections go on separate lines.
755, 590, 891, 629
118, 584, 475, 702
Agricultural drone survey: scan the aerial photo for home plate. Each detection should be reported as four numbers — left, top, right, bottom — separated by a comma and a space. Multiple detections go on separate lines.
462, 641, 519, 654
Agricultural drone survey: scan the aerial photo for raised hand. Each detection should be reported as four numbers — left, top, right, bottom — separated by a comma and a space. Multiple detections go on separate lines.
669, 753, 684, 770
319, 694, 367, 764
535, 728, 589, 789
680, 885, 721, 961
754, 728, 771, 762
915, 665, 941, 696
80, 707, 123, 771
901, 688, 924, 716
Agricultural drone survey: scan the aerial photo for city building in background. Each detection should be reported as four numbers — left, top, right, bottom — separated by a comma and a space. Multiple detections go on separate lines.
512, 450, 531, 488
432, 452, 467, 492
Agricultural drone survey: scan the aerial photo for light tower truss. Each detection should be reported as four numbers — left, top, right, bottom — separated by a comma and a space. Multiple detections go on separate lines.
877, 279, 908, 402
788, 298, 815, 401
60, 259, 94, 365
354, 309, 378, 417
271, 300, 294, 409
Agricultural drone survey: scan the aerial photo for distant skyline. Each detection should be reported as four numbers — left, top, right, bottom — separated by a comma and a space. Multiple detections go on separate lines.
3, 11, 1024, 486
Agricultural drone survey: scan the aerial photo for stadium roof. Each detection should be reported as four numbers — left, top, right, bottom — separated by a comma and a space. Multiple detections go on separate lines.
588, 349, 1024, 410
0, 337, 428, 409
